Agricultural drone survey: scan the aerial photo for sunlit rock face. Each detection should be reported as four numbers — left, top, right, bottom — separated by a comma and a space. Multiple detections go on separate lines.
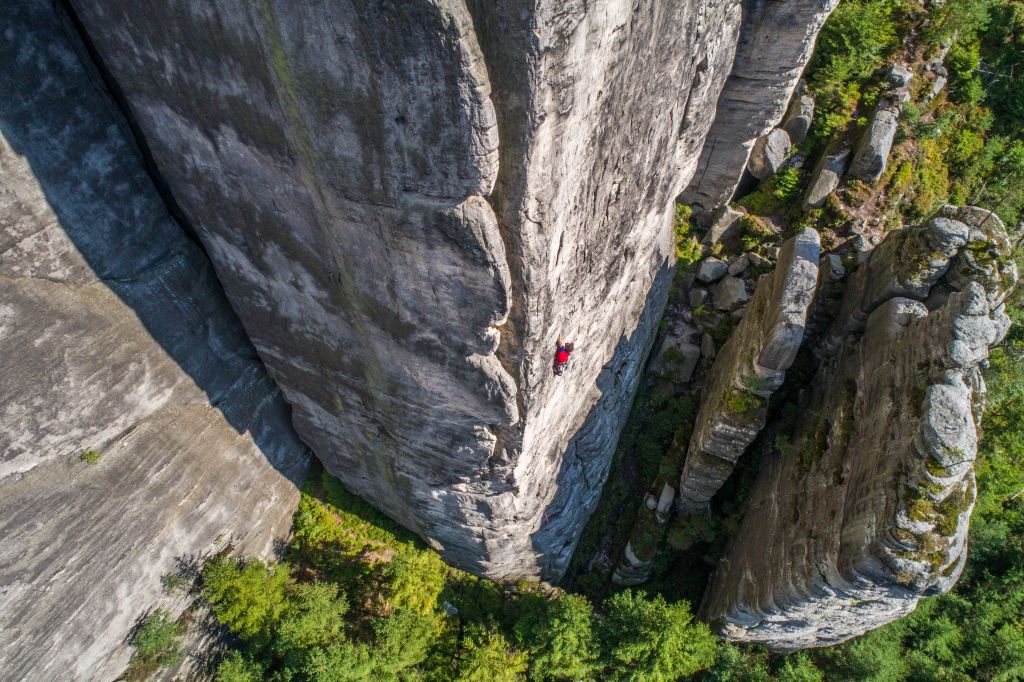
64, 0, 808, 579
702, 208, 1017, 650
682, 0, 840, 216
0, 3, 310, 679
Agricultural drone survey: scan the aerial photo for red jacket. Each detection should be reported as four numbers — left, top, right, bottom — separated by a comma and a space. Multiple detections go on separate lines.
556, 349, 570, 364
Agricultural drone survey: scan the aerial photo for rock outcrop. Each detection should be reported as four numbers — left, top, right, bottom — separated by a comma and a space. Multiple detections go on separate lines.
848, 65, 914, 183
0, 3, 310, 679
682, 0, 839, 215
702, 208, 1016, 649
678, 229, 821, 512
60, 0, 839, 580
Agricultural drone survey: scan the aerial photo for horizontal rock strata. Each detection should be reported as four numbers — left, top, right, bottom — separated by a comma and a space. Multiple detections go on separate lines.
0, 3, 310, 679
703, 208, 1016, 649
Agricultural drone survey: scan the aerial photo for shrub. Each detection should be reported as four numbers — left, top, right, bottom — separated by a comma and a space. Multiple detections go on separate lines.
382, 546, 446, 614
80, 450, 101, 464
739, 215, 775, 250
673, 203, 702, 268
126, 609, 183, 680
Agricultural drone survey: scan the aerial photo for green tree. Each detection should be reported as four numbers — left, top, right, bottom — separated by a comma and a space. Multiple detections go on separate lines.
301, 641, 375, 681
515, 592, 600, 681
704, 643, 772, 682
372, 609, 438, 677
275, 580, 348, 653
201, 557, 289, 642
455, 625, 528, 682
599, 590, 717, 682
777, 653, 824, 682
215, 650, 264, 682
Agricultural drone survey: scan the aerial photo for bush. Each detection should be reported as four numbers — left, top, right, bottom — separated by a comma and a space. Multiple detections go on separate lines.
739, 215, 776, 250
80, 450, 101, 464
673, 203, 702, 268
382, 546, 446, 614
126, 609, 183, 680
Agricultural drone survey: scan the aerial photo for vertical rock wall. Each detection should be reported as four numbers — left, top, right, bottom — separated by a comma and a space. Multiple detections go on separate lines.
0, 3, 310, 679
62, 0, 793, 579
682, 0, 839, 215
678, 229, 820, 512
702, 209, 1017, 649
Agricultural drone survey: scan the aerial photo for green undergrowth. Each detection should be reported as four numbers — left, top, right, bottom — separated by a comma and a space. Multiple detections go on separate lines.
184, 465, 718, 681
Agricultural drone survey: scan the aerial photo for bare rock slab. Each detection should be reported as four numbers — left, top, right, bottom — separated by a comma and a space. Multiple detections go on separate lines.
0, 4, 310, 679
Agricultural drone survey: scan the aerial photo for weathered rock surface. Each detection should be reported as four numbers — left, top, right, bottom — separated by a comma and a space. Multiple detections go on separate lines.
803, 148, 850, 210
703, 209, 1016, 649
712, 275, 750, 311
0, 3, 310, 679
702, 204, 745, 247
848, 97, 902, 183
698, 256, 730, 283
848, 66, 913, 184
748, 128, 792, 180
781, 84, 815, 144
682, 0, 840, 214
678, 229, 821, 512
65, 0, 758, 580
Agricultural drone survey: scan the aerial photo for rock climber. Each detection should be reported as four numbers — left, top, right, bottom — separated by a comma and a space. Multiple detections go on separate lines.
553, 336, 574, 376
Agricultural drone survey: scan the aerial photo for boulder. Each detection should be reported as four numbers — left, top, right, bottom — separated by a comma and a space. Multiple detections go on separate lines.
689, 288, 709, 308
781, 91, 815, 144
728, 254, 751, 276
697, 257, 730, 283
803, 149, 851, 210
713, 276, 750, 311
849, 97, 902, 183
748, 128, 792, 180
702, 204, 745, 247
701, 333, 717, 359
650, 339, 701, 384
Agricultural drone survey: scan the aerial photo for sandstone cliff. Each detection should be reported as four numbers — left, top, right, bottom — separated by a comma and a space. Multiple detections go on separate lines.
59, 0, 841, 580
0, 3, 310, 679
682, 0, 839, 216
701, 208, 1017, 649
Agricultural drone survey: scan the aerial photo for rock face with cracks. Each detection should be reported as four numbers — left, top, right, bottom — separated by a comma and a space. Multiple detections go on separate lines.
703, 208, 1016, 649
678, 229, 821, 513
682, 0, 839, 215
0, 3, 311, 680
60, 0, 833, 581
